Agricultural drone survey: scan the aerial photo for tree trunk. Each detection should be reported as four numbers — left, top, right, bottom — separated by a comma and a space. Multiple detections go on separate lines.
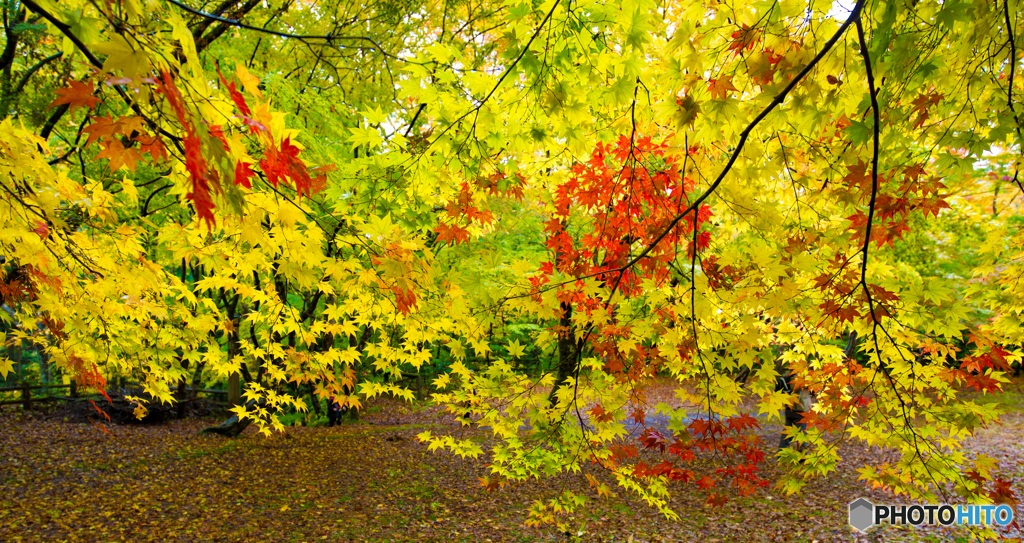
201, 398, 262, 437
200, 413, 251, 437
548, 300, 576, 407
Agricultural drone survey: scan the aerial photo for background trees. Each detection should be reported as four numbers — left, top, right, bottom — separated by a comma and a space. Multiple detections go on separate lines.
0, 0, 1021, 519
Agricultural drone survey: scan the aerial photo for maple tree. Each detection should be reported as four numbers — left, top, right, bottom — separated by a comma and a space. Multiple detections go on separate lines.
1, 0, 1023, 528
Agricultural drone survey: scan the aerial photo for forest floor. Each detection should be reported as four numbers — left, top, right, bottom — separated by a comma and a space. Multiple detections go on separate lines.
1, 378, 1023, 543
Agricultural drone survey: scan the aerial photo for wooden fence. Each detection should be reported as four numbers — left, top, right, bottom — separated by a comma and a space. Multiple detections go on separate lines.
0, 382, 228, 410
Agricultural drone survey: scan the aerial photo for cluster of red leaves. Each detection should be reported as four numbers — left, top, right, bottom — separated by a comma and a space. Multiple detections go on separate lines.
539, 135, 712, 295
910, 90, 943, 129
49, 68, 331, 228
434, 173, 522, 246
843, 161, 949, 249
701, 254, 745, 291
812, 250, 901, 325
605, 412, 769, 507
83, 114, 167, 171
590, 325, 663, 384
66, 355, 110, 402
48, 79, 166, 173
528, 136, 714, 400
151, 72, 220, 226
801, 354, 877, 419
0, 266, 38, 305
371, 242, 420, 315
958, 343, 1012, 393
729, 24, 762, 55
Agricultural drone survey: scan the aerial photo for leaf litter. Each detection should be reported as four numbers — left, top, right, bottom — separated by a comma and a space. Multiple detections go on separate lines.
0, 378, 1021, 542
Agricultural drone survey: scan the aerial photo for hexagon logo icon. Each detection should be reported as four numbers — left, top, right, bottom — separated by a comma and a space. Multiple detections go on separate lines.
849, 498, 874, 532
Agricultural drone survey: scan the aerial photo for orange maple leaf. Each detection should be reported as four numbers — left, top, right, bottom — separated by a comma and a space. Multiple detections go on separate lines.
478, 476, 507, 491
706, 493, 729, 507
707, 76, 738, 100
696, 475, 717, 490
729, 24, 760, 54
435, 223, 470, 245
95, 139, 142, 172
911, 91, 942, 113
49, 80, 100, 114
134, 134, 168, 162
82, 115, 133, 147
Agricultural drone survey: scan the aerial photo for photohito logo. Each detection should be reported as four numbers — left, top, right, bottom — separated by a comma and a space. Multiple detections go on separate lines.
848, 498, 1015, 532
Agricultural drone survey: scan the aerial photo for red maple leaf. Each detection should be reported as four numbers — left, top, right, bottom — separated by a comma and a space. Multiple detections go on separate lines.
610, 443, 638, 461
234, 160, 254, 189
989, 477, 1018, 507
260, 137, 322, 196
911, 92, 942, 113
913, 110, 930, 129
688, 417, 712, 436
393, 286, 417, 315
217, 65, 253, 119
729, 24, 760, 54
965, 469, 988, 484
82, 115, 121, 147
639, 429, 667, 452
183, 134, 216, 227
963, 372, 1002, 393
154, 72, 189, 127
49, 80, 100, 114
727, 413, 760, 432
589, 405, 615, 423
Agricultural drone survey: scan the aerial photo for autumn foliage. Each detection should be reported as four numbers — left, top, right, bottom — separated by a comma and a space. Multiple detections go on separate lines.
1, 0, 1023, 530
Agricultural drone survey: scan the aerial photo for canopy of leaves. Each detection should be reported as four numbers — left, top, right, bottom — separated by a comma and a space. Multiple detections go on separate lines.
0, 0, 1023, 522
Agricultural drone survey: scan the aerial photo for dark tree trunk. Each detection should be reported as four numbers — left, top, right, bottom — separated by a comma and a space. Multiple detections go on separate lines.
200, 398, 262, 437
548, 300, 576, 406
200, 413, 251, 437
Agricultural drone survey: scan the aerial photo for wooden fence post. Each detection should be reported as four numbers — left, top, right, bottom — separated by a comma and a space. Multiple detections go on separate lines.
70, 380, 78, 398
22, 383, 31, 410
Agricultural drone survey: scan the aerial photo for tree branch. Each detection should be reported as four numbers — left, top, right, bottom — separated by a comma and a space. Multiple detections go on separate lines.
1003, 0, 1023, 195
617, 0, 868, 276
39, 103, 67, 140
0, 3, 26, 72
194, 0, 262, 54
855, 17, 881, 285
20, 0, 102, 67
190, 0, 245, 41
165, 0, 389, 52
12, 51, 62, 98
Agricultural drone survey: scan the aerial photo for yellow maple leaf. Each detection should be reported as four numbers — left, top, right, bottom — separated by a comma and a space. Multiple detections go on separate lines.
506, 339, 525, 358
0, 356, 13, 378
93, 34, 150, 78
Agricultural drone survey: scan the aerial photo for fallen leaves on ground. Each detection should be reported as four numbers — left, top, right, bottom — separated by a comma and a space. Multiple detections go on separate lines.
0, 380, 1021, 542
